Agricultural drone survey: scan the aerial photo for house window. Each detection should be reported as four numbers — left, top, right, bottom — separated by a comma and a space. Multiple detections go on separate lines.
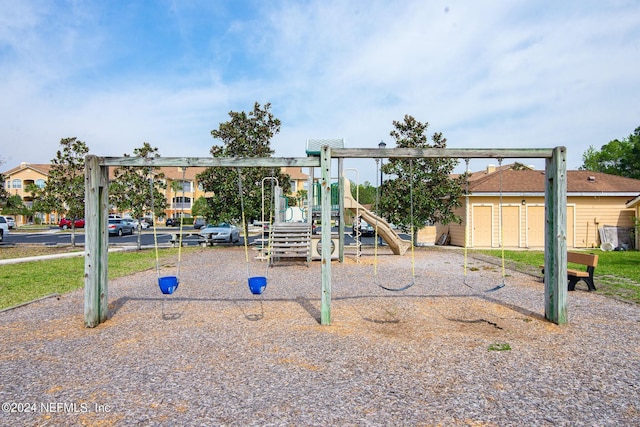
290, 180, 296, 192
175, 180, 191, 193
36, 179, 46, 189
12, 179, 22, 189
173, 196, 192, 209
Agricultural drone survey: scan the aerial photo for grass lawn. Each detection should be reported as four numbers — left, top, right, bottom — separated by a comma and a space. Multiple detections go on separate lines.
0, 247, 199, 310
476, 249, 640, 304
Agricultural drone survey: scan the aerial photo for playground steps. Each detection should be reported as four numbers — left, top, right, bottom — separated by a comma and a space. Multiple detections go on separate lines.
268, 223, 312, 265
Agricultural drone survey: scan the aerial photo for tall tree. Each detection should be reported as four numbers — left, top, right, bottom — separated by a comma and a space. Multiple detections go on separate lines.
380, 115, 466, 235
197, 102, 291, 232
349, 181, 376, 206
42, 137, 89, 246
191, 196, 215, 222
580, 126, 640, 179
0, 158, 9, 208
110, 142, 167, 249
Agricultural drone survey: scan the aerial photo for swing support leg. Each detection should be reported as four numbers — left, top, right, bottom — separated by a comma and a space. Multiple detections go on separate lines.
84, 156, 109, 327
320, 146, 332, 325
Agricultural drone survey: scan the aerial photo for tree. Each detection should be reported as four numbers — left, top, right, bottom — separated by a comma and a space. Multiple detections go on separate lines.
192, 196, 215, 222
349, 181, 376, 206
380, 115, 466, 235
23, 183, 44, 224
42, 137, 89, 246
580, 126, 640, 179
1, 194, 24, 216
0, 158, 9, 208
197, 102, 291, 233
110, 142, 167, 249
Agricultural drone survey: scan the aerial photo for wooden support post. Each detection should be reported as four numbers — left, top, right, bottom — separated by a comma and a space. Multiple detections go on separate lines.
84, 155, 109, 327
338, 157, 344, 262
320, 146, 332, 325
544, 146, 568, 324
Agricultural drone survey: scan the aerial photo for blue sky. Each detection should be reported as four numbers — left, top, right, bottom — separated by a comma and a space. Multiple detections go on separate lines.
1, 0, 639, 184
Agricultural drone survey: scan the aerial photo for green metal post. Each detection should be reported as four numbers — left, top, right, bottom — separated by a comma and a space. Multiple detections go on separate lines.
321, 146, 332, 325
544, 146, 568, 324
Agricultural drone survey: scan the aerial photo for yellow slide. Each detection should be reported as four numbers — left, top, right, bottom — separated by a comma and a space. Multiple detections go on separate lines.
343, 178, 411, 255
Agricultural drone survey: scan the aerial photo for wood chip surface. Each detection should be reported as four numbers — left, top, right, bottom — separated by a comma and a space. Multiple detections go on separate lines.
1, 246, 638, 426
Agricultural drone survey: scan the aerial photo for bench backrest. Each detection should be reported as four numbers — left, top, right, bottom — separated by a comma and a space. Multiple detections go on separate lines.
567, 251, 598, 268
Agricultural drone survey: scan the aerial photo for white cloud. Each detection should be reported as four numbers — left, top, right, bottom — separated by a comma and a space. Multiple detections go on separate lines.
1, 0, 639, 183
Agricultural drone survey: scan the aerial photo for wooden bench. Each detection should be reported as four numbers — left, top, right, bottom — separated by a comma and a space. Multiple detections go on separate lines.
540, 252, 598, 291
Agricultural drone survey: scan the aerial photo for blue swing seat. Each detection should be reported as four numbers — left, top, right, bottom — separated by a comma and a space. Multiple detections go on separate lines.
248, 276, 267, 295
158, 276, 179, 295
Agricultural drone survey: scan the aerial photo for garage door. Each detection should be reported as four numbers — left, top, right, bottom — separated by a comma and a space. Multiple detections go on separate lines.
567, 205, 575, 248
473, 205, 492, 247
502, 205, 520, 247
527, 205, 575, 248
527, 206, 545, 247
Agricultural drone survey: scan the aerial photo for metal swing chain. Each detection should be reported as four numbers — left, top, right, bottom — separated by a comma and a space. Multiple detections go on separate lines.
374, 158, 380, 277
373, 157, 415, 292
150, 170, 161, 279
498, 157, 506, 286
462, 158, 505, 292
264, 180, 274, 277
463, 158, 470, 285
176, 167, 186, 280
409, 159, 415, 280
237, 168, 251, 279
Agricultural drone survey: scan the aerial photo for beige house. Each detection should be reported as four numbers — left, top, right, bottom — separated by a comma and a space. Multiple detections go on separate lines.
2, 163, 53, 225
626, 194, 640, 250
2, 162, 308, 226
436, 164, 640, 249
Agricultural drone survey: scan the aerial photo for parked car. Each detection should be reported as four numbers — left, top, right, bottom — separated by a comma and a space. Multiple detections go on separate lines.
0, 216, 9, 241
199, 223, 240, 243
352, 216, 374, 237
59, 218, 85, 229
4, 216, 15, 229
166, 217, 182, 227
108, 218, 135, 236
108, 214, 122, 219
130, 218, 149, 229
193, 218, 206, 229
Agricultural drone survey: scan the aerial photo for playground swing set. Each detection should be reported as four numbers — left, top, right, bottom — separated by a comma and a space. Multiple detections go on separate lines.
84, 146, 569, 328
151, 167, 185, 295
461, 157, 507, 293
372, 158, 416, 292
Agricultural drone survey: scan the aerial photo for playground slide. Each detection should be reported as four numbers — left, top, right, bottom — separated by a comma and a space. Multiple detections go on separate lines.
343, 178, 411, 256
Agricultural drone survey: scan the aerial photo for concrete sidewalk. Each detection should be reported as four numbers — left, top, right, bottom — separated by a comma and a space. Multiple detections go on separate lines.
0, 246, 141, 265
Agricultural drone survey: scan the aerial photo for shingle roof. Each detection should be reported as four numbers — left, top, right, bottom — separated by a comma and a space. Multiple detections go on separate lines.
468, 169, 640, 194
2, 163, 52, 176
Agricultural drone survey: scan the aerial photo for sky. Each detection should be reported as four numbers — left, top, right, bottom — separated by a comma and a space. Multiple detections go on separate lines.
1, 0, 639, 184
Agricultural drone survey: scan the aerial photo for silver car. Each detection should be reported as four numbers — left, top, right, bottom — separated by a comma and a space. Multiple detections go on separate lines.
4, 216, 15, 229
0, 216, 8, 241
199, 223, 240, 244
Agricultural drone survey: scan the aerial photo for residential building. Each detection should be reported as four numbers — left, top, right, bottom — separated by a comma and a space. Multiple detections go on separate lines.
436, 164, 640, 248
1, 163, 52, 225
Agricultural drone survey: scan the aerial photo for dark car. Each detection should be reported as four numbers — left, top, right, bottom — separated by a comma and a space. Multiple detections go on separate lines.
352, 216, 374, 237
108, 219, 135, 236
166, 217, 182, 227
59, 218, 85, 229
